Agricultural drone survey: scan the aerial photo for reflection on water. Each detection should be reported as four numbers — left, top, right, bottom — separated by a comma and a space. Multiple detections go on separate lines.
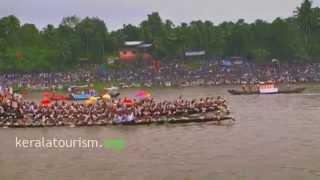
1, 85, 320, 180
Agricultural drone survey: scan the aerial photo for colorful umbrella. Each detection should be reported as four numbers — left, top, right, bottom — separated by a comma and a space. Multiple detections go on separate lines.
84, 99, 96, 106
102, 93, 111, 100
135, 90, 151, 99
40, 97, 51, 107
122, 98, 134, 106
89, 96, 99, 102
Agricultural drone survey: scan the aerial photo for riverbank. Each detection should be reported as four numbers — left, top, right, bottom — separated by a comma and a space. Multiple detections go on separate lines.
16, 81, 320, 93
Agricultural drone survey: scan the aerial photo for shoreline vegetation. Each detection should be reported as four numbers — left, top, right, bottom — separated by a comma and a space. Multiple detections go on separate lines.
0, 0, 319, 72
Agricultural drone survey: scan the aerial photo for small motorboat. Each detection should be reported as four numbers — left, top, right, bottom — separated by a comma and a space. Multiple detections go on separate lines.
228, 82, 305, 95
70, 93, 97, 100
228, 88, 306, 95
105, 86, 119, 91
68, 85, 97, 100
104, 86, 120, 98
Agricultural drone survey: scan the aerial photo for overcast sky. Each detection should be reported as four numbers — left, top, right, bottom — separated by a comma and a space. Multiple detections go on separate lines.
0, 0, 319, 31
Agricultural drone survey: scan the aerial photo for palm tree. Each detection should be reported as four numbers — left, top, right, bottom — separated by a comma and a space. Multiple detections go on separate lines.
295, 0, 316, 49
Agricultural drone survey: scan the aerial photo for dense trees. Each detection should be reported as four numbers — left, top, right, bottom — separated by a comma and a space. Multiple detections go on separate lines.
0, 0, 319, 72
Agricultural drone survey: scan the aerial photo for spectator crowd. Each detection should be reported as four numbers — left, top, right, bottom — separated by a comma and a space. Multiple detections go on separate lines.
0, 61, 320, 90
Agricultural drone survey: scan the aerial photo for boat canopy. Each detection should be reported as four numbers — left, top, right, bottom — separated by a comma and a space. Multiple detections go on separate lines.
138, 44, 152, 48
69, 85, 89, 89
124, 41, 143, 46
259, 83, 278, 94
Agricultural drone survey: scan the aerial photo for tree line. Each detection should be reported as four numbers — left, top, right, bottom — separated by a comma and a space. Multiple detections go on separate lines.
0, 0, 319, 72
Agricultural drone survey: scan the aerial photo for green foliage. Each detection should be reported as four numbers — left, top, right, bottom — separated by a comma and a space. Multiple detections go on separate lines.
295, 0, 320, 56
0, 0, 319, 72
250, 48, 270, 64
1, 47, 59, 72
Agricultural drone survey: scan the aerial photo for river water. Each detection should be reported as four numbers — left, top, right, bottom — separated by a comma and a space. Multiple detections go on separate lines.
1, 85, 320, 180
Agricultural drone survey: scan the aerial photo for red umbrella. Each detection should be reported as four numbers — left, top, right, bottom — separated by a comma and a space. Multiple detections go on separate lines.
40, 97, 51, 107
135, 90, 151, 99
122, 98, 134, 106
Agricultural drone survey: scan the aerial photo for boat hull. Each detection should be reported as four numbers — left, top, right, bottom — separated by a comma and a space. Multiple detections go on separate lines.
114, 116, 233, 126
1, 116, 234, 128
228, 88, 305, 95
110, 92, 120, 98
70, 93, 97, 100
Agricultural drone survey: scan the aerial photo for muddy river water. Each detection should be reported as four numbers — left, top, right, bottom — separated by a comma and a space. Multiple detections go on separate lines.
1, 85, 320, 180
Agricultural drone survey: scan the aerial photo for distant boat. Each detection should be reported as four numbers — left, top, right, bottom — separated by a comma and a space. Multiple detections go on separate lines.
105, 86, 119, 91
70, 93, 97, 100
228, 82, 305, 95
104, 86, 120, 98
228, 88, 305, 95
68, 85, 97, 100
43, 91, 68, 101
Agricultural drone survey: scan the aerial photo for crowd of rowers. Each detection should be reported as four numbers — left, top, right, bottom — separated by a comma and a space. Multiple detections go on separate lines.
0, 92, 230, 127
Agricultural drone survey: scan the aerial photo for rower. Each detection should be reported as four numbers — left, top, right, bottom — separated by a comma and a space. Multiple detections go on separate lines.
127, 112, 135, 122
241, 85, 246, 92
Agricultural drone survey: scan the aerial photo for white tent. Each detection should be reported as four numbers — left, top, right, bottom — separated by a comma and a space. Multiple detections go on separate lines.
124, 41, 143, 46
185, 50, 205, 57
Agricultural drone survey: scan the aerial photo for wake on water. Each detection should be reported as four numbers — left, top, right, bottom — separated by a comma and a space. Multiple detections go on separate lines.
301, 93, 320, 96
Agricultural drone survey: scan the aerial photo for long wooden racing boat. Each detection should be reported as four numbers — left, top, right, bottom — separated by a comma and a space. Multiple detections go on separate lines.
115, 116, 234, 126
1, 115, 234, 128
228, 87, 305, 95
